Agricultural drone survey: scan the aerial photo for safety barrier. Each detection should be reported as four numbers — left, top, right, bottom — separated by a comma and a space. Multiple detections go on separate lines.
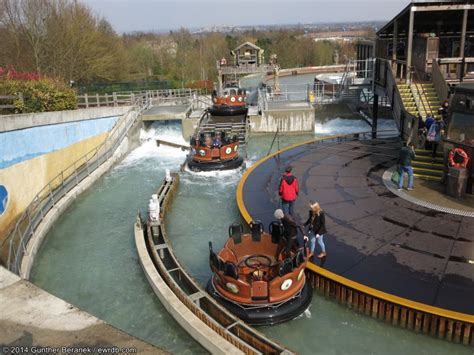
4, 94, 151, 275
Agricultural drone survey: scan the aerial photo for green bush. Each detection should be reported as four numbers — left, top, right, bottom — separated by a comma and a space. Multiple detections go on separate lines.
0, 78, 77, 114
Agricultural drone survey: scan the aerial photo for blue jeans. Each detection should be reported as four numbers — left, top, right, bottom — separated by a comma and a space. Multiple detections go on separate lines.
281, 200, 295, 216
317, 234, 326, 253
398, 165, 414, 189
309, 232, 325, 253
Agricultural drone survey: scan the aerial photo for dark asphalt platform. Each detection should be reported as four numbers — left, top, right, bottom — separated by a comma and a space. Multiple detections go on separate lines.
239, 138, 474, 315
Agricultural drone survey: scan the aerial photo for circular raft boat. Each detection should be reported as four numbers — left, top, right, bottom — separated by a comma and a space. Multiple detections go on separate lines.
207, 221, 313, 326
186, 134, 244, 172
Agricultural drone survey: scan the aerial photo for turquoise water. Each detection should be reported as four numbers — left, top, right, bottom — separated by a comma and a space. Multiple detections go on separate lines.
31, 119, 472, 354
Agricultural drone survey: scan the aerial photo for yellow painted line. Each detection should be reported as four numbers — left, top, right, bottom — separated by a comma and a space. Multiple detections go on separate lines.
236, 133, 474, 324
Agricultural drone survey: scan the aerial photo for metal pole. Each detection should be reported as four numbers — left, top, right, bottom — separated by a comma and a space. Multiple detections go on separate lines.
406, 8, 415, 83
372, 94, 379, 139
392, 20, 398, 73
460, 9, 468, 81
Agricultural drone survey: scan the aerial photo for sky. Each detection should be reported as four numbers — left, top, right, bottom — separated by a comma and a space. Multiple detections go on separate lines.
81, 0, 409, 33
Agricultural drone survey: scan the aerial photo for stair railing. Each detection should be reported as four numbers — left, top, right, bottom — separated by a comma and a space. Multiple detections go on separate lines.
410, 67, 435, 118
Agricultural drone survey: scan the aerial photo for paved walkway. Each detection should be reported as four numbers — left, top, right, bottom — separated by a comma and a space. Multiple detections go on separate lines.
0, 267, 165, 353
383, 166, 474, 217
238, 138, 474, 316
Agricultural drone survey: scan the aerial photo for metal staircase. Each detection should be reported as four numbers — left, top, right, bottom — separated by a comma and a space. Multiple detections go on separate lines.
195, 111, 250, 145
412, 149, 444, 182
398, 81, 442, 121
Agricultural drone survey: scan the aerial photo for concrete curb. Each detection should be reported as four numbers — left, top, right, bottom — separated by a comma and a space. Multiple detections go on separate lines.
382, 166, 474, 217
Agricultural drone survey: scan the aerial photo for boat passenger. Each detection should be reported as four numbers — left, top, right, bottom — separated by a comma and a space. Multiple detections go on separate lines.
205, 136, 213, 148
274, 209, 307, 259
213, 134, 222, 147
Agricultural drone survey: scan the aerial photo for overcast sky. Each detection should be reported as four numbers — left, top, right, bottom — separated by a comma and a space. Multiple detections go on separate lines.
81, 0, 409, 33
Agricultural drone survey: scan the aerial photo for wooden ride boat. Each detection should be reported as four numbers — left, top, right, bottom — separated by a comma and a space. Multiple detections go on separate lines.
209, 87, 248, 117
207, 221, 313, 325
186, 133, 244, 172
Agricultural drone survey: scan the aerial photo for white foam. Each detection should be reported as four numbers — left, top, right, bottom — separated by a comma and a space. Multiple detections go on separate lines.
314, 117, 396, 135
116, 124, 188, 169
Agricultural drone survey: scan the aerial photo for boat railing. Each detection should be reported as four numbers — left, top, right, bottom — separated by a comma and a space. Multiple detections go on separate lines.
4, 94, 151, 276
136, 174, 294, 354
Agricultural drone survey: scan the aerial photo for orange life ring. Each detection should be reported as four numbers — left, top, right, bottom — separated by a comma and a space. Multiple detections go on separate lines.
448, 147, 469, 168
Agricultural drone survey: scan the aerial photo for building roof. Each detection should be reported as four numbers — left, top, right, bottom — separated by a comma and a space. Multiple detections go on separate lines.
377, 0, 474, 38
233, 42, 262, 52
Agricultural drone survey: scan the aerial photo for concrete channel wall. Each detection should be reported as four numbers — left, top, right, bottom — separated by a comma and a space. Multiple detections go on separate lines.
0, 107, 131, 133
134, 220, 243, 355
249, 108, 315, 133
0, 107, 133, 251
1, 103, 144, 273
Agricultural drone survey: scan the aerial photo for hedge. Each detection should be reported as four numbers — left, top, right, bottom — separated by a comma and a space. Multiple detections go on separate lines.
0, 78, 77, 114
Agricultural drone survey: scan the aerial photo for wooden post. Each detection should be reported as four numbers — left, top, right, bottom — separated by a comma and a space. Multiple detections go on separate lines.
105, 93, 109, 106
406, 8, 415, 83
438, 318, 446, 339
113, 92, 118, 107
371, 299, 379, 318
462, 324, 471, 345
84, 93, 89, 108
392, 305, 400, 326
454, 322, 462, 343
96, 93, 100, 107
400, 308, 408, 328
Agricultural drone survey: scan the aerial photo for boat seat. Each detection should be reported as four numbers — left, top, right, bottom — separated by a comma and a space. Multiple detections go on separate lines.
250, 220, 264, 242
224, 262, 238, 279
269, 221, 284, 244
278, 257, 293, 277
229, 223, 243, 244
209, 241, 224, 271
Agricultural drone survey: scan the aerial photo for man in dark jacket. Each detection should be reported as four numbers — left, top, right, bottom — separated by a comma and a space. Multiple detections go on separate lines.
274, 209, 307, 259
279, 166, 299, 216
398, 142, 416, 191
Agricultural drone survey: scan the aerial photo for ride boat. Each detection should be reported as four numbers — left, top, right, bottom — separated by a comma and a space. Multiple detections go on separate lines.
186, 131, 244, 172
209, 86, 248, 117
207, 221, 313, 326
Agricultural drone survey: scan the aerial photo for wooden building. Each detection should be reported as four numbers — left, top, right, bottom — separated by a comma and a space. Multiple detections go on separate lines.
376, 0, 474, 84
231, 42, 265, 67
217, 42, 271, 92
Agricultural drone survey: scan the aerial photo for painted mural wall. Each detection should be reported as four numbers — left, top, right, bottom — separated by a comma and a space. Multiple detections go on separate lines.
0, 114, 119, 257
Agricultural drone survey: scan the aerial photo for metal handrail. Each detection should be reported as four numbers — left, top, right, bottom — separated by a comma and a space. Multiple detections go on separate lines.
5, 93, 151, 275
77, 89, 201, 109
411, 67, 434, 118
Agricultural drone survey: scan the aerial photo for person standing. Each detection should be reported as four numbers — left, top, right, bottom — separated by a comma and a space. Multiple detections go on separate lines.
279, 166, 299, 216
398, 142, 416, 191
424, 114, 435, 150
304, 202, 327, 258
274, 209, 307, 259
429, 117, 445, 159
